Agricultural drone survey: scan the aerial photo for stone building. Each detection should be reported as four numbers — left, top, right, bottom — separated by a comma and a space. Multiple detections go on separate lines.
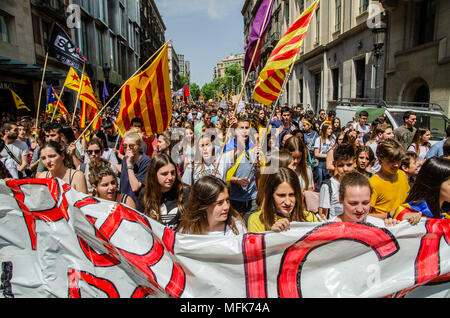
0, 0, 166, 117
283, 0, 386, 112
168, 43, 180, 90
380, 0, 450, 115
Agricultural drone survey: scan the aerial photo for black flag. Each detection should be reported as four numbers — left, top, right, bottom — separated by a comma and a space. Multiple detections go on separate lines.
47, 23, 93, 78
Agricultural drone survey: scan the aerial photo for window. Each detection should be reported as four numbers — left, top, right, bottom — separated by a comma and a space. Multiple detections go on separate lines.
32, 14, 40, 44
314, 72, 321, 111
335, 0, 341, 32
299, 78, 303, 104
0, 14, 8, 43
332, 68, 339, 100
81, 0, 90, 13
77, 20, 88, 60
98, 0, 107, 23
355, 59, 365, 98
359, 0, 369, 14
110, 35, 116, 72
96, 27, 103, 65
414, 0, 436, 46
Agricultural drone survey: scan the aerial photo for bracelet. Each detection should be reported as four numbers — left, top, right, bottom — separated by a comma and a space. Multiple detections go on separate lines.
127, 166, 134, 170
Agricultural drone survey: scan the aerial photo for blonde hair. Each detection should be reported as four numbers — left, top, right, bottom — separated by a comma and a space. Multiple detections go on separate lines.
123, 127, 143, 144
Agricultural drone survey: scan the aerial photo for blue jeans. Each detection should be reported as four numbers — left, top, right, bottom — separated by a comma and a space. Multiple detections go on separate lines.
317, 160, 329, 190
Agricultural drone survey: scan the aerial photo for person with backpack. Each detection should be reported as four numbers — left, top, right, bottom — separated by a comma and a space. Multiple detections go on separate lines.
318, 143, 356, 220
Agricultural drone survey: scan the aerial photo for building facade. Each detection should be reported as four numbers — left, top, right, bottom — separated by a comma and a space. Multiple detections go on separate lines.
168, 43, 180, 90
214, 53, 245, 79
243, 0, 450, 115
0, 0, 66, 115
243, 0, 388, 113
380, 0, 450, 115
0, 0, 166, 117
139, 0, 165, 67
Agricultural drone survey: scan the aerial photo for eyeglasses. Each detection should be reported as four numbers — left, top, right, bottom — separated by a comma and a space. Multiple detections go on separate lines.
87, 149, 101, 155
123, 144, 138, 149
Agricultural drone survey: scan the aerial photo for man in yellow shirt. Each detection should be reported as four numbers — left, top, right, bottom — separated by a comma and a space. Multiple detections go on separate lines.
369, 139, 410, 219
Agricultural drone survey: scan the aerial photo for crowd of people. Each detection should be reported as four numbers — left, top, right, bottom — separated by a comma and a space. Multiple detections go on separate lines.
0, 100, 449, 236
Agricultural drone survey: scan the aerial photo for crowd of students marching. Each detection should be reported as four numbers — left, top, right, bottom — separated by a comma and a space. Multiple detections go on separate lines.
0, 101, 449, 236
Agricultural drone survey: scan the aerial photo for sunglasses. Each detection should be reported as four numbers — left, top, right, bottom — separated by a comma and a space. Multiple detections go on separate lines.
123, 144, 138, 149
87, 149, 101, 155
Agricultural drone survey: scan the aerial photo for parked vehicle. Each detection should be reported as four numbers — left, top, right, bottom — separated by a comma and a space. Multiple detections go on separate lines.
329, 98, 450, 145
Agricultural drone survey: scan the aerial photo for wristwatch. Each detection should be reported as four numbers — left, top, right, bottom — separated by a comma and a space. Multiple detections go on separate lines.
127, 165, 134, 170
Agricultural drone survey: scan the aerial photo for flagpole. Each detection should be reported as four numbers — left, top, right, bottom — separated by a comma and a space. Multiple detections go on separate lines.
35, 52, 49, 132
245, 56, 298, 179
51, 86, 65, 122
214, 0, 274, 176
72, 63, 85, 126
75, 39, 172, 144
232, 0, 274, 118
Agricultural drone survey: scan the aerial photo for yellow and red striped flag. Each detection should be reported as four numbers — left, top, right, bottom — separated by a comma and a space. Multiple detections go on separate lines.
79, 76, 102, 130
253, 0, 319, 105
63, 67, 81, 91
115, 43, 172, 136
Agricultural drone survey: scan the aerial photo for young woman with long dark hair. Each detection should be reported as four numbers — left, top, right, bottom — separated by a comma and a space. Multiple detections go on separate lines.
139, 153, 189, 230
248, 167, 318, 232
394, 157, 450, 222
178, 175, 246, 235
36, 141, 88, 193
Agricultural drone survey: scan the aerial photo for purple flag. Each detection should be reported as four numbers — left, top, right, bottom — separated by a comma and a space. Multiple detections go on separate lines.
102, 81, 109, 104
244, 0, 274, 73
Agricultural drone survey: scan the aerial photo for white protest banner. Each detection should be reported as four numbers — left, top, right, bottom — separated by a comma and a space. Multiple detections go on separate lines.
0, 178, 449, 298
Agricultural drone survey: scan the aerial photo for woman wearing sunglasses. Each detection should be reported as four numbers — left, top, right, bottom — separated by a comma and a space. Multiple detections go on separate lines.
79, 139, 118, 194
116, 127, 151, 212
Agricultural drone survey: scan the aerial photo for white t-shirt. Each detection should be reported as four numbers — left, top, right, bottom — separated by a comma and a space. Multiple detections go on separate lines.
181, 161, 223, 186
319, 177, 343, 218
0, 140, 28, 168
330, 215, 386, 227
314, 137, 334, 156
206, 218, 247, 236
352, 123, 371, 144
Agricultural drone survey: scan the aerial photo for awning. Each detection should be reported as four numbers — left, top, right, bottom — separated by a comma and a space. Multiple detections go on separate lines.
0, 57, 65, 81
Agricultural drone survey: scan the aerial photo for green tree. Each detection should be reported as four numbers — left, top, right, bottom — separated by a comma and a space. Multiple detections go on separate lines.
178, 73, 189, 87
224, 63, 242, 94
190, 83, 201, 100
201, 82, 216, 100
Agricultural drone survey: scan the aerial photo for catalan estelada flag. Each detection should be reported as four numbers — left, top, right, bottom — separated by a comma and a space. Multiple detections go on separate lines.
115, 43, 172, 136
252, 0, 319, 106
45, 85, 69, 119
79, 76, 102, 130
63, 67, 81, 91
9, 89, 31, 112
394, 201, 450, 220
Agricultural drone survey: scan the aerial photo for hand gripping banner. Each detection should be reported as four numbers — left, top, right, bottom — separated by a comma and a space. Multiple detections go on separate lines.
0, 179, 449, 298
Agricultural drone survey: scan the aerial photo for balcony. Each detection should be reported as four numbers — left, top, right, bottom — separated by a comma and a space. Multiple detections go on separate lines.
31, 0, 66, 16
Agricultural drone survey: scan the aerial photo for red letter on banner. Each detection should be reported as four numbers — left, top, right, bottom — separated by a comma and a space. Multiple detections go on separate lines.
277, 222, 400, 298
6, 178, 69, 250
242, 233, 267, 298
68, 268, 119, 298
415, 219, 450, 284
96, 203, 186, 297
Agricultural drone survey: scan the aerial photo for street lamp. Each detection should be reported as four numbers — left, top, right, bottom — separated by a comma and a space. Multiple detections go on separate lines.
372, 24, 386, 101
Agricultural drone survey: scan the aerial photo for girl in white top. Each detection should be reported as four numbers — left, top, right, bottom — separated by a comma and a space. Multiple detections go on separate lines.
182, 133, 223, 186
408, 128, 431, 168
178, 175, 247, 236
283, 135, 314, 191
331, 171, 399, 227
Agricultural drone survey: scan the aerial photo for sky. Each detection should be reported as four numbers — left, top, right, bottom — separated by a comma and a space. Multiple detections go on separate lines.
156, 0, 245, 87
